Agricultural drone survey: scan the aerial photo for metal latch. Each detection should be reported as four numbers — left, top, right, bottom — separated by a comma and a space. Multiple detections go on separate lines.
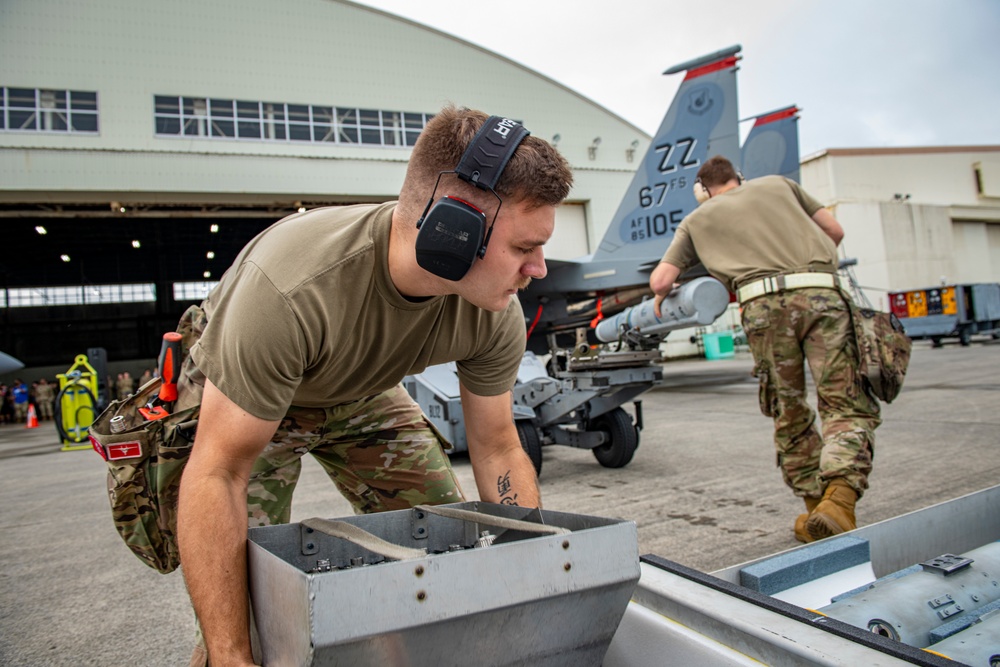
920, 553, 974, 575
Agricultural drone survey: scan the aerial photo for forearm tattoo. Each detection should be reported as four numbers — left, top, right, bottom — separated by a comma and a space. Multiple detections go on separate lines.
497, 470, 519, 506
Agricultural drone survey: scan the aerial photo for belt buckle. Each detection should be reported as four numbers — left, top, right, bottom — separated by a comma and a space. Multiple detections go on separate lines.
764, 276, 783, 295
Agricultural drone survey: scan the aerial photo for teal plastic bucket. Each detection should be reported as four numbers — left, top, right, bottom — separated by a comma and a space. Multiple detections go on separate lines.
703, 332, 735, 360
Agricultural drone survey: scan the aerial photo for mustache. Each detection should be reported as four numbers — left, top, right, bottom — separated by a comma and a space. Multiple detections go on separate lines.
516, 277, 532, 291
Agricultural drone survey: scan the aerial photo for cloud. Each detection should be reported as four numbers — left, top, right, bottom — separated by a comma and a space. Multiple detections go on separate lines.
354, 0, 1000, 153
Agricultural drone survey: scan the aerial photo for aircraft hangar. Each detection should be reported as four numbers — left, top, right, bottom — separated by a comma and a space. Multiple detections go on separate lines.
3, 0, 1000, 379
0, 0, 650, 371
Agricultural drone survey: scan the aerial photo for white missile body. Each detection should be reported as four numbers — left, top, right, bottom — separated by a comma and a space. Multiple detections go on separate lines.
594, 276, 730, 343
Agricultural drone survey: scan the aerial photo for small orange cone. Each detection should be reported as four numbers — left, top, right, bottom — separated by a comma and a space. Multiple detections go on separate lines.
26, 404, 38, 429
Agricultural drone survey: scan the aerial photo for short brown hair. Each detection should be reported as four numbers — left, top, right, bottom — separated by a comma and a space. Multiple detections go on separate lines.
399, 106, 572, 218
696, 155, 740, 189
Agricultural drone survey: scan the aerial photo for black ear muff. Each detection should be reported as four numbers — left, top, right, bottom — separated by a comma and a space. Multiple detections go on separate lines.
415, 115, 530, 281
414, 196, 487, 282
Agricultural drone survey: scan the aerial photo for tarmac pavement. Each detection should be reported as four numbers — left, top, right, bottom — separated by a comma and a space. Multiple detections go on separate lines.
1, 338, 998, 666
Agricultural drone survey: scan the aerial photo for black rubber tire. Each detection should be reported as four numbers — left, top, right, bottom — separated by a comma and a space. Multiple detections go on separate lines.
515, 420, 543, 476
590, 407, 638, 469
960, 327, 972, 346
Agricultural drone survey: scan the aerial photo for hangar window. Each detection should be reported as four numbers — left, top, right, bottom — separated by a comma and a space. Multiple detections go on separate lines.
262, 103, 286, 140
402, 112, 424, 146
173, 281, 219, 302
337, 108, 359, 143
154, 96, 181, 134
1, 87, 99, 134
359, 108, 383, 145
153, 94, 431, 148
209, 99, 234, 137
183, 97, 209, 136
236, 101, 262, 139
379, 111, 400, 146
5, 283, 155, 308
287, 104, 312, 141
313, 106, 336, 142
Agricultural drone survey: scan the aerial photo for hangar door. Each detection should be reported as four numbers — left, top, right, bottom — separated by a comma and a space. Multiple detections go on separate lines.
952, 220, 1000, 283
547, 203, 589, 261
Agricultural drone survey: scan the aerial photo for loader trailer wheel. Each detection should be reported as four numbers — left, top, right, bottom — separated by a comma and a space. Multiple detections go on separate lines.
960, 326, 972, 346
590, 407, 638, 469
516, 420, 543, 476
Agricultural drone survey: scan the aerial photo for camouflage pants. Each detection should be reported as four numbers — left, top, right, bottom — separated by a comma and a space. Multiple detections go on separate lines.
174, 304, 465, 526
248, 387, 466, 524
741, 288, 881, 500
37, 400, 54, 420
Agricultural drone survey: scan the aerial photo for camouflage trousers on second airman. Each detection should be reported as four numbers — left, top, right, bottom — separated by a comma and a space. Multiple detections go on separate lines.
741, 288, 881, 500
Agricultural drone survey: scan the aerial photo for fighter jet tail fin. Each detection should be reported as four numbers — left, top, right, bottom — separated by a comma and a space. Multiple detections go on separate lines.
590, 44, 743, 264
740, 105, 801, 183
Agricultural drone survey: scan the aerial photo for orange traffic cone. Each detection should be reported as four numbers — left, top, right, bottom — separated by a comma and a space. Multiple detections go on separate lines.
26, 404, 38, 429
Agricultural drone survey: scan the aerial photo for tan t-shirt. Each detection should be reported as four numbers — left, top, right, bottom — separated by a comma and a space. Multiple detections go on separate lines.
190, 203, 526, 420
662, 176, 838, 292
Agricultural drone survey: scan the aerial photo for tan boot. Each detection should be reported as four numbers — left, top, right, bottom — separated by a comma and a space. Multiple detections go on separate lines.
806, 479, 857, 540
793, 496, 821, 543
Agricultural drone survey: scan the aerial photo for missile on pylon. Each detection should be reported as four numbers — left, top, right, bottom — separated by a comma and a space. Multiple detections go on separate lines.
594, 276, 730, 343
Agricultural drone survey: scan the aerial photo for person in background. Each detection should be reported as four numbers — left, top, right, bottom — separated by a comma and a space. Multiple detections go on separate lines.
11, 379, 29, 423
105, 375, 117, 405
34, 378, 56, 421
650, 155, 880, 545
0, 384, 12, 424
117, 371, 134, 399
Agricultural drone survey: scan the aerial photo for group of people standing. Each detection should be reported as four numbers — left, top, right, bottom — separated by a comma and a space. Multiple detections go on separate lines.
0, 368, 156, 426
106, 370, 152, 401
0, 378, 56, 424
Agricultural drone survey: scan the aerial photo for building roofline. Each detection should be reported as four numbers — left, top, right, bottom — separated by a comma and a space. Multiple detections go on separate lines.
802, 145, 1000, 164
336, 0, 651, 139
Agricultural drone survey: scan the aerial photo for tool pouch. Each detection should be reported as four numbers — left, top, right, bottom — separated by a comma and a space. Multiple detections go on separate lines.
89, 304, 206, 573
89, 377, 199, 573
847, 303, 912, 403
752, 360, 777, 418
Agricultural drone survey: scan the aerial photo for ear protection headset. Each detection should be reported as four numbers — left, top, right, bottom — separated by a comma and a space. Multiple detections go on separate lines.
415, 116, 530, 281
692, 178, 711, 204
692, 169, 745, 205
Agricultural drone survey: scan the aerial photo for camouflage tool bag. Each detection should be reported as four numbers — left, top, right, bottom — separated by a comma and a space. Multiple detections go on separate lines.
849, 305, 912, 403
89, 377, 198, 573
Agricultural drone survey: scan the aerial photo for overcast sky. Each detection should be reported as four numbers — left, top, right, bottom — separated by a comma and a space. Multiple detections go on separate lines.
352, 0, 1000, 156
